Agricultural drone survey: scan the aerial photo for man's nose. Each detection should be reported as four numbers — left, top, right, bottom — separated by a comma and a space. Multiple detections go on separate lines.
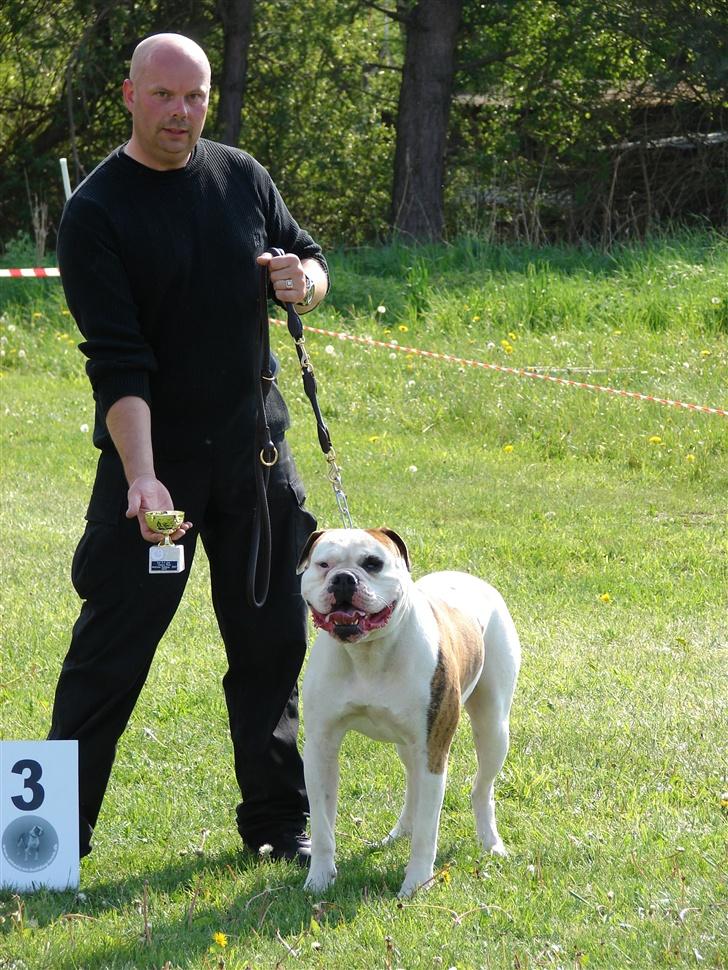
169, 97, 189, 117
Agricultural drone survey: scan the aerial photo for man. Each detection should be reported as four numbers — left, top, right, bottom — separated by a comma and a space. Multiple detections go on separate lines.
49, 33, 328, 865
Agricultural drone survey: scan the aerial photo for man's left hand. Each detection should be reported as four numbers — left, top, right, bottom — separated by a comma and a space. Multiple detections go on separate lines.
257, 251, 307, 305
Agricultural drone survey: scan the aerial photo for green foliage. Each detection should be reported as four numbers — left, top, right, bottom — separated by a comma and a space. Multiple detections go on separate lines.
1, 2, 727, 250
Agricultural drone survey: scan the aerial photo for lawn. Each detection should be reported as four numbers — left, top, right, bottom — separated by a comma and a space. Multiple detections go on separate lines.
1, 233, 726, 969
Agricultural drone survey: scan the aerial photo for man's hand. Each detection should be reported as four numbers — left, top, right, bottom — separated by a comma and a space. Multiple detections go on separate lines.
257, 251, 307, 304
256, 252, 327, 311
126, 474, 193, 543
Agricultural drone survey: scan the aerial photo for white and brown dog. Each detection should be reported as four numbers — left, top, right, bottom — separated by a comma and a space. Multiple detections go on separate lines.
297, 528, 521, 898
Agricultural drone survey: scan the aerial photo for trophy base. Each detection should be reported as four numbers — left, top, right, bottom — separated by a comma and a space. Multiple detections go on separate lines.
149, 545, 185, 574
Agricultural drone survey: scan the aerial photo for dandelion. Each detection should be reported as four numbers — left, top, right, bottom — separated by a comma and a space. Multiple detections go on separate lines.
398, 324, 408, 333
648, 435, 662, 445
711, 296, 721, 305
61, 309, 71, 316
17, 349, 26, 358
472, 315, 481, 322
376, 305, 386, 315
500, 339, 514, 354
368, 435, 380, 443
508, 331, 517, 341
721, 792, 728, 809
80, 423, 89, 433
324, 344, 335, 355
7, 324, 16, 332
686, 454, 696, 462
599, 593, 611, 604
700, 349, 711, 357
213, 931, 228, 947
408, 465, 418, 473
503, 444, 514, 453
33, 312, 42, 319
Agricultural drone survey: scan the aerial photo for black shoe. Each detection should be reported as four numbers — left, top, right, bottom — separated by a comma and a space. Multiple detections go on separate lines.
265, 831, 311, 867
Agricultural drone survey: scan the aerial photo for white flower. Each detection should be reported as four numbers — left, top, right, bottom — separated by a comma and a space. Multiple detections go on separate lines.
7, 324, 16, 332
408, 465, 418, 473
80, 423, 89, 433
377, 305, 386, 314
325, 344, 335, 355
17, 349, 26, 358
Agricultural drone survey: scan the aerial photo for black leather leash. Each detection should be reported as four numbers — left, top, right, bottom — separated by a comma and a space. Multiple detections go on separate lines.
247, 249, 353, 608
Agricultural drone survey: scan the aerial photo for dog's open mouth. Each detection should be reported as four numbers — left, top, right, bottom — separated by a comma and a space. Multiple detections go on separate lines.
310, 603, 396, 641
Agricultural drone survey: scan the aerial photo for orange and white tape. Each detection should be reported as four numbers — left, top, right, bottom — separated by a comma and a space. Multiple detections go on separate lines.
0, 267, 60, 278
2, 269, 724, 418
276, 320, 728, 419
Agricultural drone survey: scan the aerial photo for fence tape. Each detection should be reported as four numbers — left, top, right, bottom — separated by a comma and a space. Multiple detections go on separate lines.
274, 320, 728, 419
2, 270, 724, 418
0, 267, 60, 277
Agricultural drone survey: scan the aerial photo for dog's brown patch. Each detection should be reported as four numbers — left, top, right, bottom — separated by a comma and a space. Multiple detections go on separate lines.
426, 598, 484, 773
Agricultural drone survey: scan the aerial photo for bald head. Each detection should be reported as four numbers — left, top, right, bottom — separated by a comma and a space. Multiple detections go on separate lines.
129, 33, 211, 85
122, 33, 211, 171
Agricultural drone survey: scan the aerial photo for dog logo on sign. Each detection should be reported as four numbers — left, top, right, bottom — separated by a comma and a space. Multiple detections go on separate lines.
2, 815, 59, 873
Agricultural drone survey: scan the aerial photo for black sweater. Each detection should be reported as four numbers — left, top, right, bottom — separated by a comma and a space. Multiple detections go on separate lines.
58, 139, 328, 457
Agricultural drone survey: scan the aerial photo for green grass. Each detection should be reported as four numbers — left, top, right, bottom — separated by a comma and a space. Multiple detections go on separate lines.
1, 233, 726, 969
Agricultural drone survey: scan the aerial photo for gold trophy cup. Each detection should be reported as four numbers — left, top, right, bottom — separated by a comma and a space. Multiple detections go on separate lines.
144, 510, 186, 573
145, 509, 185, 543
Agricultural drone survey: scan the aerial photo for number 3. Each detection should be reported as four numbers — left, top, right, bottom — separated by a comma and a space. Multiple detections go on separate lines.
11, 759, 45, 810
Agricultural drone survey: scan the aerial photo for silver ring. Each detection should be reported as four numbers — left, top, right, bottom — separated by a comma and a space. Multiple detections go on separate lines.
284, 278, 294, 289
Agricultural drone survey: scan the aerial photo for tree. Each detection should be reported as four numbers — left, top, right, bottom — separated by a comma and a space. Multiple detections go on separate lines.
215, 0, 255, 146
388, 0, 463, 240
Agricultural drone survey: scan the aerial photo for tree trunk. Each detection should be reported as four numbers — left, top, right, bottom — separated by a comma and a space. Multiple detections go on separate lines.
216, 0, 255, 147
391, 0, 463, 240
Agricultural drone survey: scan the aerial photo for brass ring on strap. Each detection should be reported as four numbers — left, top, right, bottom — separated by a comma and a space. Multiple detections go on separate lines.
260, 445, 279, 467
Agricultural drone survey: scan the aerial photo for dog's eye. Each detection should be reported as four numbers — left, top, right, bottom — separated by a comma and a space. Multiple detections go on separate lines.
317, 561, 329, 570
362, 556, 383, 573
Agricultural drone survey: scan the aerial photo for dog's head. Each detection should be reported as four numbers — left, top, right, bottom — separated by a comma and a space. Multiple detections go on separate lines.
29, 825, 43, 839
297, 528, 411, 643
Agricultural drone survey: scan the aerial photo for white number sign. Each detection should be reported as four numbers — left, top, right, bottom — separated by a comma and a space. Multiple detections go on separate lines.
1, 741, 79, 891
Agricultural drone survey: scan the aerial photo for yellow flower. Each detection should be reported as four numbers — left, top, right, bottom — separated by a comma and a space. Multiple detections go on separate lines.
503, 444, 514, 453
472, 315, 481, 322
701, 349, 711, 357
398, 324, 409, 332
213, 932, 228, 947
33, 312, 42, 318
368, 435, 380, 443
500, 339, 513, 354
508, 331, 517, 341
686, 454, 696, 463
599, 593, 611, 603
648, 435, 662, 445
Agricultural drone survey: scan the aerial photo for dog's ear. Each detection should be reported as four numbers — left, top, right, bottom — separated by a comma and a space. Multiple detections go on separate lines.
377, 528, 411, 572
296, 530, 325, 574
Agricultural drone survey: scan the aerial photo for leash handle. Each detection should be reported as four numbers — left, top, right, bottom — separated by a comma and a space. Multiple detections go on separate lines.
246, 250, 281, 608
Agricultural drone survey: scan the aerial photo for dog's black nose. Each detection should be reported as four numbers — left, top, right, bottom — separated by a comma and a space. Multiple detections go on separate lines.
330, 570, 358, 602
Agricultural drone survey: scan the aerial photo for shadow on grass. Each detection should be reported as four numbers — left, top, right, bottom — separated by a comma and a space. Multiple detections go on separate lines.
1, 840, 411, 969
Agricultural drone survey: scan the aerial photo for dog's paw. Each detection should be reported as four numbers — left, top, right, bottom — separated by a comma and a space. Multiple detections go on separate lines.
304, 864, 337, 893
397, 866, 434, 898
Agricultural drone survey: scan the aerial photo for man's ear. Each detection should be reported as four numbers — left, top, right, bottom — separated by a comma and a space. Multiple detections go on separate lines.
122, 78, 135, 112
296, 530, 325, 574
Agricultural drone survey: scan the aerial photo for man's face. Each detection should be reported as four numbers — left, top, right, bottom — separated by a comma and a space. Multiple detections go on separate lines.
122, 46, 210, 170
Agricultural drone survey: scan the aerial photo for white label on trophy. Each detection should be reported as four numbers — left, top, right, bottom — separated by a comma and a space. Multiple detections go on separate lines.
1, 740, 79, 891
149, 544, 185, 574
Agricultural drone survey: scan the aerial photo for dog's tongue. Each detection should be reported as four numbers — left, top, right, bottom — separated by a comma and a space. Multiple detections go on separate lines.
310, 603, 396, 640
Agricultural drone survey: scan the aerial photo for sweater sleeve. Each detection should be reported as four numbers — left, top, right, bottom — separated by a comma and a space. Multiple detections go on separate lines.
57, 194, 157, 416
255, 162, 329, 285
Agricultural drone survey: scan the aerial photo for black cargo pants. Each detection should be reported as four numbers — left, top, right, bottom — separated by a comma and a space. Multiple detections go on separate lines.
48, 438, 316, 856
